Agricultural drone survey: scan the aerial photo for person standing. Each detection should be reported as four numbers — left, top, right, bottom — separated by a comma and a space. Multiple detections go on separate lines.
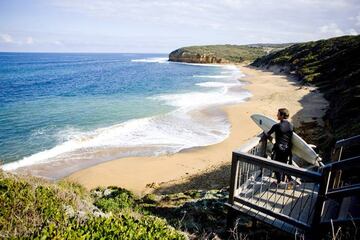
262, 108, 293, 184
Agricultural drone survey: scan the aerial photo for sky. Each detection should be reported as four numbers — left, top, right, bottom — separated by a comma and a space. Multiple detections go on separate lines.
0, 0, 359, 53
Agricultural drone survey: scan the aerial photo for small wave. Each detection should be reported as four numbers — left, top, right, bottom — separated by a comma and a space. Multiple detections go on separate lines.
151, 88, 250, 110
172, 62, 224, 67
131, 57, 168, 63
196, 81, 241, 88
2, 140, 80, 171
193, 75, 232, 79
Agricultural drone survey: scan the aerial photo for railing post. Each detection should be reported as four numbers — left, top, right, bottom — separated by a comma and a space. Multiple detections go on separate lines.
227, 152, 240, 233
228, 152, 239, 205
259, 139, 268, 158
307, 167, 330, 239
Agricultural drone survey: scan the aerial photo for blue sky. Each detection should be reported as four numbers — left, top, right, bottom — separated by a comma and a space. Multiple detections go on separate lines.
0, 0, 359, 53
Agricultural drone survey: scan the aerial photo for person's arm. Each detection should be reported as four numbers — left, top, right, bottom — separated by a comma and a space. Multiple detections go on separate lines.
266, 124, 277, 137
260, 124, 277, 141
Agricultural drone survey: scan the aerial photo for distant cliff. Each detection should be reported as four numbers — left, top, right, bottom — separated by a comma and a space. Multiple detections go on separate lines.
252, 35, 360, 156
169, 44, 290, 64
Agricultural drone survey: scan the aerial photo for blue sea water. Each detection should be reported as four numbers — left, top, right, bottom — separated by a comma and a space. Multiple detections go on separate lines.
0, 52, 249, 178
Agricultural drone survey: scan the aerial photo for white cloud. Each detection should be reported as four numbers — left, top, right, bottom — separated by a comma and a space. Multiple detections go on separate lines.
49, 0, 360, 32
319, 23, 358, 38
320, 23, 344, 37
26, 37, 34, 44
53, 40, 63, 45
348, 28, 358, 35
356, 13, 360, 26
0, 33, 14, 43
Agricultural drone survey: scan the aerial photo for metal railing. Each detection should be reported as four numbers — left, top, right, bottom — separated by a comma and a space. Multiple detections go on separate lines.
321, 135, 360, 225
227, 150, 323, 233
320, 155, 360, 225
226, 135, 360, 236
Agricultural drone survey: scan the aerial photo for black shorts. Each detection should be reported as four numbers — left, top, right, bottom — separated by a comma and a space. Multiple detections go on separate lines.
273, 150, 290, 164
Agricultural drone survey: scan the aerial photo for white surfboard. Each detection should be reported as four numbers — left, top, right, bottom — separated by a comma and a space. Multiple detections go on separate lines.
251, 114, 321, 166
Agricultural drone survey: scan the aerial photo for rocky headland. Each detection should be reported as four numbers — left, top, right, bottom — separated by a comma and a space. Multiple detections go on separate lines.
168, 44, 291, 64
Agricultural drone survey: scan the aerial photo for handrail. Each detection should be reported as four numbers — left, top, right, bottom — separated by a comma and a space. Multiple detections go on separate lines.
326, 184, 360, 199
322, 156, 360, 171
232, 151, 322, 181
319, 217, 360, 226
335, 135, 360, 148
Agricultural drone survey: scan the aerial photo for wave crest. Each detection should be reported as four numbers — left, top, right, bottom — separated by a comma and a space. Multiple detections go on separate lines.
131, 57, 168, 63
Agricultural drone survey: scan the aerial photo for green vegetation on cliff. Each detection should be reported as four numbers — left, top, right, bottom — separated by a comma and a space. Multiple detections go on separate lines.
252, 35, 360, 152
169, 44, 290, 64
0, 171, 185, 239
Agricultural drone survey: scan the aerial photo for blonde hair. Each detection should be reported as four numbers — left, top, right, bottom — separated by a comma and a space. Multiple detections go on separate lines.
278, 108, 290, 119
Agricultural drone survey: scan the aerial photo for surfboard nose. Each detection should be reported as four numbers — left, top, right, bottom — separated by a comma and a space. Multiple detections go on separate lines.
250, 114, 261, 124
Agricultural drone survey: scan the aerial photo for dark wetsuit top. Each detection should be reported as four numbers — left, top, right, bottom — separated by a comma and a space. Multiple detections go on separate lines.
266, 120, 294, 183
266, 120, 293, 155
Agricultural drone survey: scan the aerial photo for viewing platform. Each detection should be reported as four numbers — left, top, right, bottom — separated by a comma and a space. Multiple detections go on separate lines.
226, 135, 360, 238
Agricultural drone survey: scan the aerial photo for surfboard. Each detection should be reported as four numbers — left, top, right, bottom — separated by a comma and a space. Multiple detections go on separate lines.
251, 114, 321, 166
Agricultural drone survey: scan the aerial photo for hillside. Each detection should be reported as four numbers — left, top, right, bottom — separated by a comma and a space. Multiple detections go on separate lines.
168, 44, 291, 64
252, 35, 360, 155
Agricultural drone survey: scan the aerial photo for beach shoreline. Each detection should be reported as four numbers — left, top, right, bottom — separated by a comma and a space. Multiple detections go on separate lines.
66, 64, 328, 195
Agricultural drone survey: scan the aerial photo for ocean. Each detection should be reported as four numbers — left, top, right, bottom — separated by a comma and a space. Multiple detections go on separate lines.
0, 52, 250, 178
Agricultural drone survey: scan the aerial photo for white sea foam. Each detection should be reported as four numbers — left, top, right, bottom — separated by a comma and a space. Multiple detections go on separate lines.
196, 81, 241, 88
131, 57, 168, 63
2, 111, 232, 171
2, 64, 250, 172
151, 90, 249, 110
193, 75, 232, 79
2, 139, 80, 171
172, 62, 224, 68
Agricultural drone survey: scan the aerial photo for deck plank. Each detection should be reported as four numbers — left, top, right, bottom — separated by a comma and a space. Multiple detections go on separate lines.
232, 175, 318, 234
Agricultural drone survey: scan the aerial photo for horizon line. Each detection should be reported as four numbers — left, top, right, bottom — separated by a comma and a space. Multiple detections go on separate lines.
0, 51, 169, 54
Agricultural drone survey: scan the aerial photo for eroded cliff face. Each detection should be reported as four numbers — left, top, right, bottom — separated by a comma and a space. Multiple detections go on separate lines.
168, 49, 230, 64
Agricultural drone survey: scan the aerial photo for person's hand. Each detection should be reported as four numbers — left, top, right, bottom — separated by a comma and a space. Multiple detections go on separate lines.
259, 132, 267, 142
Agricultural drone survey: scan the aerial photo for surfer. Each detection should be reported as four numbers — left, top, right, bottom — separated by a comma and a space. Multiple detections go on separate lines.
261, 108, 293, 184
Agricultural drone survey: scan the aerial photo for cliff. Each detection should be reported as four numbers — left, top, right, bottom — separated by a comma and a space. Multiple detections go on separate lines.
169, 44, 290, 64
252, 35, 360, 156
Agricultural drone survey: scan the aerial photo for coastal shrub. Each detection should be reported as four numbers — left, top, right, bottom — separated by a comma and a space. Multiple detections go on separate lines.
0, 171, 185, 239
33, 215, 185, 240
142, 193, 160, 204
93, 187, 138, 213
271, 55, 292, 64
0, 171, 75, 237
58, 180, 89, 200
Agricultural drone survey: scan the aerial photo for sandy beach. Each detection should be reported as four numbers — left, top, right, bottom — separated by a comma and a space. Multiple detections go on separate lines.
67, 65, 328, 195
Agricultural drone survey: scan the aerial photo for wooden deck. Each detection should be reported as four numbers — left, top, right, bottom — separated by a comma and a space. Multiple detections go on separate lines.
231, 173, 318, 234
226, 135, 360, 238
